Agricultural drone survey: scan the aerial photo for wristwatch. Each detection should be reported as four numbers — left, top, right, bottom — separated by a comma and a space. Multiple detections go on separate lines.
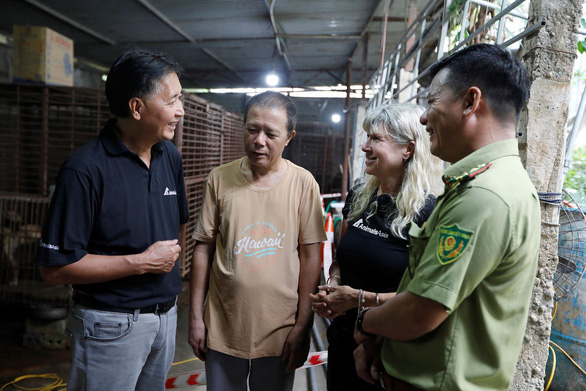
356, 307, 376, 337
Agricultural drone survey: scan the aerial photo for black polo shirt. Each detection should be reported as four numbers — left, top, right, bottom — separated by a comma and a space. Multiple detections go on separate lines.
36, 118, 189, 308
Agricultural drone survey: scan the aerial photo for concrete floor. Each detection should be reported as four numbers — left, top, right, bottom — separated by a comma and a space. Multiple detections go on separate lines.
0, 282, 328, 390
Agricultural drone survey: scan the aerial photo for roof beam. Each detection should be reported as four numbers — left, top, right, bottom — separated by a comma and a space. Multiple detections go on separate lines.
350, 0, 390, 59
135, 0, 194, 42
276, 34, 362, 40
135, 0, 244, 83
372, 16, 407, 22
23, 0, 117, 45
265, 0, 293, 72
199, 47, 245, 83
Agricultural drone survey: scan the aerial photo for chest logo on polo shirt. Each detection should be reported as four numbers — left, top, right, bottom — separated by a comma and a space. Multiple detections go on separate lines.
436, 224, 474, 265
163, 187, 177, 196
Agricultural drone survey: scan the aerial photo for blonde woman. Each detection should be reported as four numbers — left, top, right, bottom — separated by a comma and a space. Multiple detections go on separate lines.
310, 103, 443, 391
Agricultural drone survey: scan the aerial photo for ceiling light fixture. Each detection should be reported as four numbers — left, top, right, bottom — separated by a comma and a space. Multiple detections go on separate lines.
331, 114, 341, 123
266, 73, 279, 86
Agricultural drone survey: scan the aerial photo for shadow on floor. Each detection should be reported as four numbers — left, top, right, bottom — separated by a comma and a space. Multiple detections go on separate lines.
0, 281, 328, 390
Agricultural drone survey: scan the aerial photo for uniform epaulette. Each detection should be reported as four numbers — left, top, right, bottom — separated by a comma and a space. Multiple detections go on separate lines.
444, 162, 493, 188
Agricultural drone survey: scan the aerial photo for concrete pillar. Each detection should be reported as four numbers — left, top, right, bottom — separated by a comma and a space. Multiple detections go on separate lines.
350, 104, 367, 186
398, 70, 417, 103
512, 0, 583, 389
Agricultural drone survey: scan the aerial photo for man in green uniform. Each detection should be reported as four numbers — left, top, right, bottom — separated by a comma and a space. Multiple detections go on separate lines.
353, 44, 541, 391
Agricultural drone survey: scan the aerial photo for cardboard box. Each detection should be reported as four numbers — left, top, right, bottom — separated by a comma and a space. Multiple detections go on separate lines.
12, 25, 74, 86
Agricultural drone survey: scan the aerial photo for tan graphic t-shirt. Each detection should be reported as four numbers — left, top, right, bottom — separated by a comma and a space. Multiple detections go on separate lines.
192, 157, 326, 359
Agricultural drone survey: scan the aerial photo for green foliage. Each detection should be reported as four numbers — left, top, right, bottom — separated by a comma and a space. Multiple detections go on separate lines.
448, 0, 466, 43
565, 145, 586, 204
574, 69, 586, 81
578, 18, 586, 54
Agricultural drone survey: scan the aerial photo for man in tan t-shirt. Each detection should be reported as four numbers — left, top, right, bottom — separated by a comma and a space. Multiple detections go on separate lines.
188, 91, 326, 391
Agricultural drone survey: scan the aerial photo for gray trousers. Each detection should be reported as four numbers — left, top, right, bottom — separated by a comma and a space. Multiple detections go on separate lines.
205, 349, 295, 391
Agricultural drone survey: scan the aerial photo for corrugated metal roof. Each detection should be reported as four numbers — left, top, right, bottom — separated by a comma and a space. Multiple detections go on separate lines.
0, 0, 434, 88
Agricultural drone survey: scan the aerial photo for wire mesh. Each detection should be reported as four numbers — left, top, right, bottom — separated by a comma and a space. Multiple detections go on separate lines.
0, 195, 70, 306
0, 83, 109, 196
554, 190, 586, 301
0, 84, 341, 288
180, 94, 223, 182
285, 131, 345, 194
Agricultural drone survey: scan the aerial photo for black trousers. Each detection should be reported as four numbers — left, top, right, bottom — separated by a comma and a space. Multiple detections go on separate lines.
326, 316, 383, 391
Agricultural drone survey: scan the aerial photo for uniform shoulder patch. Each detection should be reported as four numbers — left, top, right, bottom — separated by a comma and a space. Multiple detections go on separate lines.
436, 224, 474, 265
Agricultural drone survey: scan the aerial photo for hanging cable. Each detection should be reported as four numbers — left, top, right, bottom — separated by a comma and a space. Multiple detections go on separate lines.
544, 290, 586, 389
549, 341, 586, 376
544, 345, 556, 391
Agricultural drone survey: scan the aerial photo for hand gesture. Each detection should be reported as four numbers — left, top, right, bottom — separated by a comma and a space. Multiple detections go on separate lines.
140, 239, 182, 274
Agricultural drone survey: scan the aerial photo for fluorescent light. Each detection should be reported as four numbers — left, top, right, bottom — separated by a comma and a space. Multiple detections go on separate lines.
194, 86, 373, 99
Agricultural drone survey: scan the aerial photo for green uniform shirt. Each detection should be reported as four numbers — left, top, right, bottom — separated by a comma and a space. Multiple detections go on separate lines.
381, 139, 541, 391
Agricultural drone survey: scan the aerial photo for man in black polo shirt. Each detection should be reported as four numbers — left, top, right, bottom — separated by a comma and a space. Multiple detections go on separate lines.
35, 49, 189, 391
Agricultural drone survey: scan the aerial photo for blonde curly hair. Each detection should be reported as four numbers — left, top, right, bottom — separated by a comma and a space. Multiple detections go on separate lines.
347, 103, 444, 239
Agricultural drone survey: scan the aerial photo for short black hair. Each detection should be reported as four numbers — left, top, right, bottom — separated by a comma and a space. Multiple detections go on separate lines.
428, 44, 530, 122
244, 91, 298, 134
105, 48, 183, 118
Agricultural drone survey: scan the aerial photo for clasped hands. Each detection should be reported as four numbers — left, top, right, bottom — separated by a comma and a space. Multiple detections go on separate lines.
310, 284, 387, 388
309, 283, 357, 319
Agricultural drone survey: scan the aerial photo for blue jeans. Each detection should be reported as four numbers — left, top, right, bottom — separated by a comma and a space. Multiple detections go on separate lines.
205, 349, 295, 391
66, 302, 177, 391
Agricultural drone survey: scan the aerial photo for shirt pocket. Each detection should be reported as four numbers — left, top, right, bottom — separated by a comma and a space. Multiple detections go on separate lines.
407, 224, 430, 279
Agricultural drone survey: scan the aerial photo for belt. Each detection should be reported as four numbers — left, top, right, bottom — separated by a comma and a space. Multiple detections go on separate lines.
381, 372, 424, 391
73, 292, 176, 315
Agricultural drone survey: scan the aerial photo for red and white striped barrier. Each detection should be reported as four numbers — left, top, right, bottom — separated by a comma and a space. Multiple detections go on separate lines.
321, 193, 342, 199
165, 351, 328, 388
166, 370, 206, 389
299, 351, 328, 370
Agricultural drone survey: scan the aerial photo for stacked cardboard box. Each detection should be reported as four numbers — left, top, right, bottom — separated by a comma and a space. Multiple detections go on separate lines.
12, 25, 74, 86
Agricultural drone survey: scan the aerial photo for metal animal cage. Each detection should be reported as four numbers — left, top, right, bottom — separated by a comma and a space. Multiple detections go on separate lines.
0, 83, 109, 196
0, 195, 70, 307
0, 83, 340, 290
285, 129, 345, 194
0, 84, 246, 299
175, 94, 245, 277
